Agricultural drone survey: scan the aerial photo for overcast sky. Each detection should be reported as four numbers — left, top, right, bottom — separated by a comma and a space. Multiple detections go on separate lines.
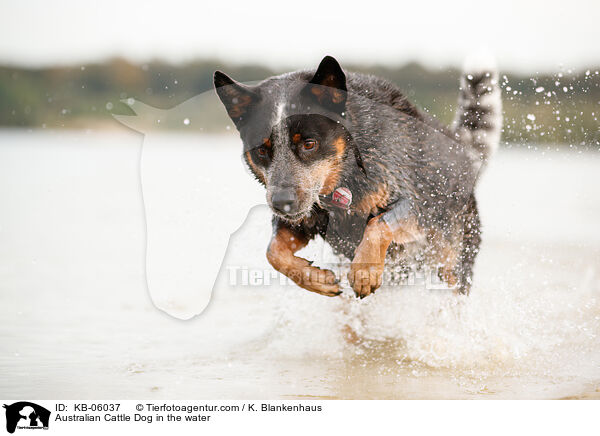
1, 0, 598, 72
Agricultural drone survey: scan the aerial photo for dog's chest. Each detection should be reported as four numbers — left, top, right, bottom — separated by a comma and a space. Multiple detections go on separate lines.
314, 208, 368, 260
313, 206, 423, 265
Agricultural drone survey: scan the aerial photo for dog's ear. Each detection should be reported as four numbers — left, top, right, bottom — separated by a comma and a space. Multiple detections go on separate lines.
304, 56, 347, 114
214, 71, 258, 125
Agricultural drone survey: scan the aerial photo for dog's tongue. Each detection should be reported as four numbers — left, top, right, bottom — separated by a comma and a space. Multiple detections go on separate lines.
320, 187, 353, 210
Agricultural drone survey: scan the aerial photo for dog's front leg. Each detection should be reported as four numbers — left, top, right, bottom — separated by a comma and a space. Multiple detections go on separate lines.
267, 221, 340, 297
349, 199, 423, 298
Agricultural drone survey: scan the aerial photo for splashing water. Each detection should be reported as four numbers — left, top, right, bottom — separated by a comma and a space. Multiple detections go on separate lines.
213, 145, 600, 398
0, 131, 599, 399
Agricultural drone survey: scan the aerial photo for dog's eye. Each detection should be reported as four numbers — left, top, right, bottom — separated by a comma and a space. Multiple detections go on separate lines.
303, 139, 318, 151
257, 146, 267, 156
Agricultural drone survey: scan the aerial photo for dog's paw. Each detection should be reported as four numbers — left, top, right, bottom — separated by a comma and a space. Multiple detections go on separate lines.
288, 266, 341, 297
348, 262, 384, 298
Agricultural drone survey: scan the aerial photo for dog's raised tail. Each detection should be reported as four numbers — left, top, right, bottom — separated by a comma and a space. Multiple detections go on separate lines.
453, 52, 502, 166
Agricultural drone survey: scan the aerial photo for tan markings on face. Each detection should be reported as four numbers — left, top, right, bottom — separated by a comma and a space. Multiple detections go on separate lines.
245, 150, 266, 184
292, 133, 302, 144
228, 94, 253, 118
332, 136, 346, 159
318, 159, 342, 195
356, 184, 390, 216
316, 136, 346, 195
263, 138, 272, 148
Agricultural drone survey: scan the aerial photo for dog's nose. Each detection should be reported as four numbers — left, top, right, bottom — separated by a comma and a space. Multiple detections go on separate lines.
271, 189, 298, 215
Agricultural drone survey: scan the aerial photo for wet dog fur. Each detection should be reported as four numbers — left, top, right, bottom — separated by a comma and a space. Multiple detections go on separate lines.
214, 55, 501, 298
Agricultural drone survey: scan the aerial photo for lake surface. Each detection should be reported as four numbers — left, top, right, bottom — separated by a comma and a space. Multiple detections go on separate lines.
1, 129, 599, 399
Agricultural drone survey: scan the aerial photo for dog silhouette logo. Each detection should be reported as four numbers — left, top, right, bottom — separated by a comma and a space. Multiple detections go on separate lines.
3, 402, 50, 433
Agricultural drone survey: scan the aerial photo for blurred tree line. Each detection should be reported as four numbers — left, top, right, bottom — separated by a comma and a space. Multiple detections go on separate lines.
0, 57, 598, 147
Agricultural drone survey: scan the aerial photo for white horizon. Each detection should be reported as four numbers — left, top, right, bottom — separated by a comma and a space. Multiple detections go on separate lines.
1, 0, 599, 73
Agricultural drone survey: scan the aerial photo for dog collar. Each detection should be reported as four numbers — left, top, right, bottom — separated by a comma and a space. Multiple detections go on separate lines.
319, 187, 353, 210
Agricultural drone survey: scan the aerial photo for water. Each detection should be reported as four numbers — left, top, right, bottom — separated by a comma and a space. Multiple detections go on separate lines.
0, 129, 599, 399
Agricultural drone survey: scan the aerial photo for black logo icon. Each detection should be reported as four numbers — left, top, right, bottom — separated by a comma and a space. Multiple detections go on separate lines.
3, 402, 50, 433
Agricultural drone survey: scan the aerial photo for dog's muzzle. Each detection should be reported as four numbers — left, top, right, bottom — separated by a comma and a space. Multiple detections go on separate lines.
271, 188, 298, 215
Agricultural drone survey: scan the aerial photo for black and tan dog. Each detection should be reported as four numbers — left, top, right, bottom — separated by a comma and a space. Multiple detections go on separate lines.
214, 55, 501, 298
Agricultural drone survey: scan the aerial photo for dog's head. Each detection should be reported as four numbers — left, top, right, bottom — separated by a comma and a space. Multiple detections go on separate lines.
214, 56, 351, 223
